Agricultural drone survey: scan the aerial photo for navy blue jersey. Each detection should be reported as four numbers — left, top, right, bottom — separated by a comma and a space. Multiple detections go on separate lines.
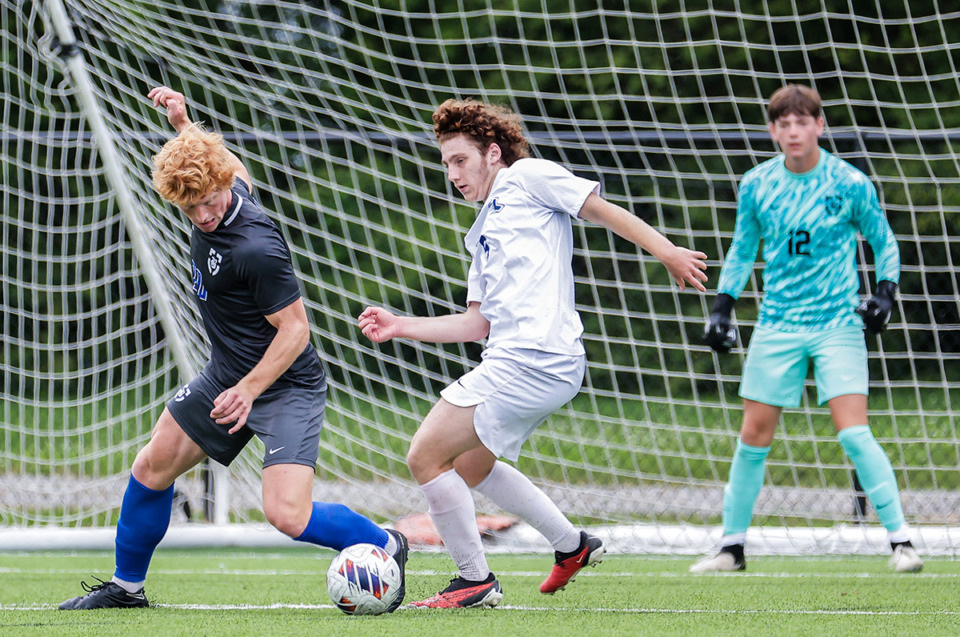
188, 179, 324, 390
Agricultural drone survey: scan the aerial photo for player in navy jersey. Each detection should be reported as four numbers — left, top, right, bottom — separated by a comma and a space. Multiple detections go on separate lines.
359, 98, 708, 608
60, 86, 408, 610
690, 84, 922, 574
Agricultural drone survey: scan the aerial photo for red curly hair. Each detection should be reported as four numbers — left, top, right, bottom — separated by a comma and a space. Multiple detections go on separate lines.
151, 124, 235, 208
432, 98, 530, 166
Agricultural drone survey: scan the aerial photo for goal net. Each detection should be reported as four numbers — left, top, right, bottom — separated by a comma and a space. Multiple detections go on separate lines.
3, 0, 958, 555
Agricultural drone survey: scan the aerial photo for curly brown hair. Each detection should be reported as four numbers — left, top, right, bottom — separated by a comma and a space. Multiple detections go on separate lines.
432, 98, 530, 166
767, 84, 821, 122
152, 124, 235, 208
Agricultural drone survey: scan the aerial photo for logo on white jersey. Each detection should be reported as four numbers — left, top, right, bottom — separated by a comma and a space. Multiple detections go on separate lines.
478, 235, 490, 256
489, 197, 504, 213
208, 248, 223, 275
173, 383, 191, 402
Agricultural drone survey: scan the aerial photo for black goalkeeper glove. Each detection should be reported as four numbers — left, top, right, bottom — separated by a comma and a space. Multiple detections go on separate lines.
856, 280, 898, 334
703, 293, 738, 353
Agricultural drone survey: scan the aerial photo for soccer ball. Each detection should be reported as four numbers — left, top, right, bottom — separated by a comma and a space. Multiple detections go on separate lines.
326, 543, 402, 615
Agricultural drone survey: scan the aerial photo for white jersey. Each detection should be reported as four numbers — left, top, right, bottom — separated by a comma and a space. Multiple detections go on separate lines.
463, 157, 600, 357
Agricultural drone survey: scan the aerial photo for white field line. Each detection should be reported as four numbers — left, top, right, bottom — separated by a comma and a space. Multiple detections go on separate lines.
1, 602, 958, 616
1, 567, 959, 579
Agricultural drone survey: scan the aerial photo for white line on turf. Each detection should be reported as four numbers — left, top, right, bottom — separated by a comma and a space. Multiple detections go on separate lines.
2, 602, 959, 615
2, 567, 957, 579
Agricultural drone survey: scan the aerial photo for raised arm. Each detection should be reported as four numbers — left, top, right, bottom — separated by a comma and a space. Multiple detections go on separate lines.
577, 193, 708, 292
358, 302, 490, 344
147, 85, 252, 191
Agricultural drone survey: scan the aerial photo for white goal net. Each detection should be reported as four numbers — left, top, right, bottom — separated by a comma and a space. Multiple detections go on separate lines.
2, 0, 958, 555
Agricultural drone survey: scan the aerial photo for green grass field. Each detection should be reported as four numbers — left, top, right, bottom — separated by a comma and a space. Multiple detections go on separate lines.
2, 548, 958, 636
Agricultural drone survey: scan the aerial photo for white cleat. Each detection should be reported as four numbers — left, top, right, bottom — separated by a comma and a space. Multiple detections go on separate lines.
689, 550, 745, 573
889, 544, 923, 573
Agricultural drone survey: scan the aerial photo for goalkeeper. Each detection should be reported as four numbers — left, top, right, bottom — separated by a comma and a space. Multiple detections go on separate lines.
359, 97, 708, 609
60, 86, 408, 610
691, 84, 922, 574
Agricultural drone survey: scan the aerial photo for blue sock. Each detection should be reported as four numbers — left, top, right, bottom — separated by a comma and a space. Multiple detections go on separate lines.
838, 425, 906, 532
114, 475, 174, 583
722, 440, 771, 537
294, 502, 388, 551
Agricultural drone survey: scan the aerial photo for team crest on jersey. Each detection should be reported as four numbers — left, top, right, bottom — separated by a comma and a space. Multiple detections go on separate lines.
173, 383, 191, 402
824, 195, 843, 215
207, 248, 223, 275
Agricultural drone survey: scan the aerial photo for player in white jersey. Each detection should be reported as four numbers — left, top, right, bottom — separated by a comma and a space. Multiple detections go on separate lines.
690, 84, 922, 574
359, 98, 708, 608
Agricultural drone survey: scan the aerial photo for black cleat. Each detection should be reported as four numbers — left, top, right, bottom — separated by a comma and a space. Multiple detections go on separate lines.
410, 572, 503, 608
385, 529, 408, 612
59, 578, 149, 610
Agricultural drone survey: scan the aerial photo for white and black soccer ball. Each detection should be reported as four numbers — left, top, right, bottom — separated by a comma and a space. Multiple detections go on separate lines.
326, 543, 402, 615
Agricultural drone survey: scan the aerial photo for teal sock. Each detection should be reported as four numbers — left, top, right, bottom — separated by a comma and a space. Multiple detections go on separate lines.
838, 425, 906, 532
722, 440, 771, 537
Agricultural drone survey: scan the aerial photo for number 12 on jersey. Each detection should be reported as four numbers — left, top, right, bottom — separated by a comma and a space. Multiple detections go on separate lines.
788, 229, 810, 256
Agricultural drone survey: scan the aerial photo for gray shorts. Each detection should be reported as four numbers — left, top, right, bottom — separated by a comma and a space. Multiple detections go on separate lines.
167, 369, 326, 468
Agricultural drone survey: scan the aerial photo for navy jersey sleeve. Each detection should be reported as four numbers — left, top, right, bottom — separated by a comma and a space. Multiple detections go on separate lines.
236, 229, 302, 316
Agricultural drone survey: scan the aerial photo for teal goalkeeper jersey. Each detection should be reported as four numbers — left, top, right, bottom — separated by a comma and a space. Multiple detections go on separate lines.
717, 148, 900, 331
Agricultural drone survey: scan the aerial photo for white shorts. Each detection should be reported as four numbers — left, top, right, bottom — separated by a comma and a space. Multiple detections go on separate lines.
440, 349, 585, 461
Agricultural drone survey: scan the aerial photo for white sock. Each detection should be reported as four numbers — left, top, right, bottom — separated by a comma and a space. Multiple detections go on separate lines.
111, 576, 144, 593
420, 468, 490, 581
888, 525, 911, 544
721, 533, 746, 547
474, 461, 580, 553
383, 533, 398, 556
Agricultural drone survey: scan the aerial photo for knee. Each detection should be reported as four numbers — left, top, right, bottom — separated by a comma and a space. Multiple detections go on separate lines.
740, 419, 777, 447
131, 446, 175, 491
264, 500, 310, 538
406, 446, 431, 484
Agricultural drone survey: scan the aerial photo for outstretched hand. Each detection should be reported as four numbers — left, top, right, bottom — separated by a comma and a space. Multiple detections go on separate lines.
660, 245, 709, 292
358, 306, 400, 343
147, 86, 190, 132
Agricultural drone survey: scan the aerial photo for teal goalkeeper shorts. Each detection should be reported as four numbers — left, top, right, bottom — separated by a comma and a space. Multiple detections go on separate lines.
739, 324, 868, 408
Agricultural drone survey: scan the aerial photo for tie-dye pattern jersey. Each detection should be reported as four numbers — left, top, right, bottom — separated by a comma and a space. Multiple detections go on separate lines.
717, 149, 899, 331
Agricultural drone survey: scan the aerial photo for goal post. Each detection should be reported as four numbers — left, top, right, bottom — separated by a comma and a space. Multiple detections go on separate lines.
2, 0, 958, 555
